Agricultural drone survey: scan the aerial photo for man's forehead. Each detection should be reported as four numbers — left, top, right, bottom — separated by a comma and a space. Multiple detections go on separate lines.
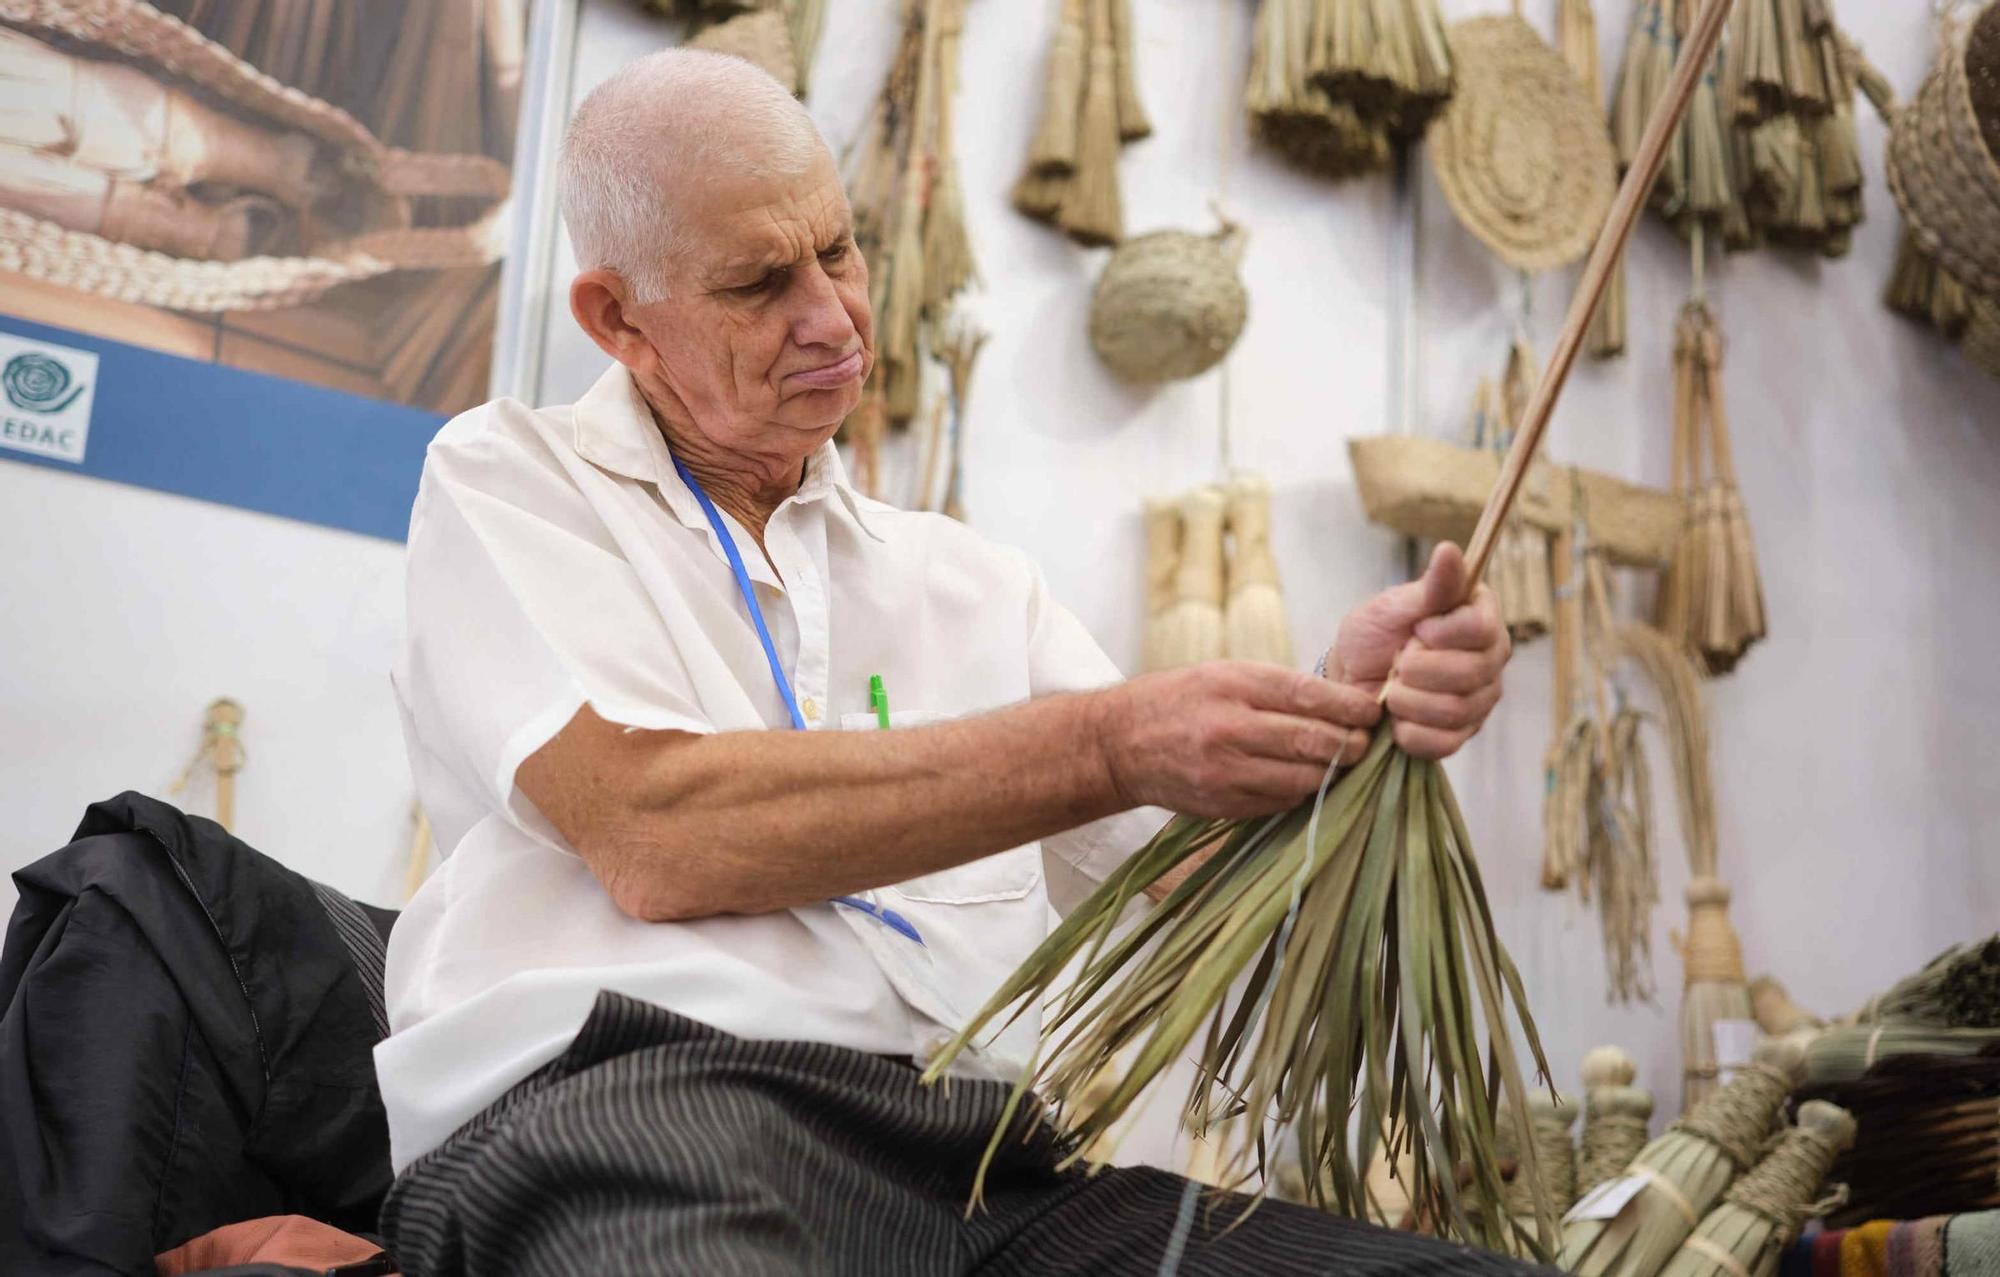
696, 177, 852, 271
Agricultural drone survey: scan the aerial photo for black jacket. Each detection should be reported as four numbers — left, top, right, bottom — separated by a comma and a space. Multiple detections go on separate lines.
0, 794, 395, 1276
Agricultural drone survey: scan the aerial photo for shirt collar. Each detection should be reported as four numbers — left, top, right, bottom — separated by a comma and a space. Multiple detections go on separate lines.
572, 364, 886, 542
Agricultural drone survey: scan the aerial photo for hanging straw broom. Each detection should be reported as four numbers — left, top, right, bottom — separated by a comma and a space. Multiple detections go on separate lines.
922, 0, 976, 309
1141, 499, 1183, 673
1014, 0, 1087, 221
1223, 473, 1295, 667
1559, 1035, 1807, 1274
1109, 0, 1151, 141
1577, 1046, 1656, 1199
1151, 485, 1228, 669
1659, 1100, 1857, 1277
1058, 0, 1125, 245
924, 1, 1739, 1251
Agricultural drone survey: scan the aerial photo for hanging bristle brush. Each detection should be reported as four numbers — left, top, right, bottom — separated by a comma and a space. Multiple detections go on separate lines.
1223, 472, 1295, 666
1151, 485, 1228, 669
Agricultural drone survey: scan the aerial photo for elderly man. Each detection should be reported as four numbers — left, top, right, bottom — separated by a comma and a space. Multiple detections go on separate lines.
377, 49, 1528, 1277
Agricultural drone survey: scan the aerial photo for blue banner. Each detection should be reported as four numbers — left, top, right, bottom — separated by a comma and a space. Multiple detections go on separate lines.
0, 315, 443, 542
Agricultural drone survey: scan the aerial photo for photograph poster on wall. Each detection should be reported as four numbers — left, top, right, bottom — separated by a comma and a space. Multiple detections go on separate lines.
0, 1, 525, 539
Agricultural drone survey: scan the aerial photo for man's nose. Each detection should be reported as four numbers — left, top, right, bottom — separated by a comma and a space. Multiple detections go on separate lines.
789, 263, 859, 350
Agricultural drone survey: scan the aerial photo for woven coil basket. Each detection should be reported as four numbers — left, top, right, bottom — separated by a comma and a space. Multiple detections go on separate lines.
1088, 224, 1249, 383
1426, 13, 1616, 273
1348, 434, 1682, 568
0, 0, 509, 310
1888, 6, 2000, 297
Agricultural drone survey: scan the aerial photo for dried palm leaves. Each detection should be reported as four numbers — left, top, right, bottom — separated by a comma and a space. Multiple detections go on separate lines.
1014, 0, 1148, 245
1656, 302, 1765, 676
1246, 0, 1451, 180
925, 2, 1736, 1251
841, 0, 977, 490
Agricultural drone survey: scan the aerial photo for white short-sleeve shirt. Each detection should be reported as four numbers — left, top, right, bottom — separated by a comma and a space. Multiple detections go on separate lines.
375, 365, 1164, 1171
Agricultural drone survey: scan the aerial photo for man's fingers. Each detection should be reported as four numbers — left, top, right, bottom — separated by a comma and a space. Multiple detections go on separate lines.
1231, 712, 1372, 768
1237, 663, 1384, 728
1396, 644, 1505, 695
1416, 542, 1470, 617
1383, 680, 1500, 732
1392, 719, 1475, 761
1413, 596, 1507, 653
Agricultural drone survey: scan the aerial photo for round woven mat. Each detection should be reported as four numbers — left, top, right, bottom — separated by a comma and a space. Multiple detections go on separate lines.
1089, 228, 1248, 383
1426, 14, 1616, 273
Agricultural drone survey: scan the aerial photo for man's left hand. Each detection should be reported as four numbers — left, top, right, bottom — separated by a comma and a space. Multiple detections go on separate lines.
1321, 542, 1511, 761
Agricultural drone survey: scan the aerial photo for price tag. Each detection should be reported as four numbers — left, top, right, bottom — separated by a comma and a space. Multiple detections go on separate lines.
1563, 1173, 1649, 1223
1712, 1019, 1760, 1087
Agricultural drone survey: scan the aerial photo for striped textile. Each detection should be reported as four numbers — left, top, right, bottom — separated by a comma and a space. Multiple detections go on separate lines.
310, 878, 389, 1038
381, 991, 1546, 1276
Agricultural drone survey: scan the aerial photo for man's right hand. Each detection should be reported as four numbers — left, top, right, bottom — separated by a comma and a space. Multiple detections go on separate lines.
1094, 662, 1384, 819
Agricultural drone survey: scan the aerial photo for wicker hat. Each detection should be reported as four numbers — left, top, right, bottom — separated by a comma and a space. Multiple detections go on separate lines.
1426, 14, 1616, 273
1887, 6, 2000, 296
1088, 224, 1248, 382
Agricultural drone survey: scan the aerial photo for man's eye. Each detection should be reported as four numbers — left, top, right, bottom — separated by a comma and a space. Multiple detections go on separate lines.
732, 274, 779, 297
819, 243, 850, 264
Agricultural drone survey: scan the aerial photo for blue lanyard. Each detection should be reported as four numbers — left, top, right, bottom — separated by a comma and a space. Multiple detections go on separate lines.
669, 452, 922, 947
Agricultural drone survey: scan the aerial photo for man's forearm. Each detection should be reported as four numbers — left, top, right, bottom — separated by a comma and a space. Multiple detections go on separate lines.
534, 693, 1128, 921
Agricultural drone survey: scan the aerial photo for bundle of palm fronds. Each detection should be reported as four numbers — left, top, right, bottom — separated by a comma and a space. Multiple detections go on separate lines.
924, 2, 1736, 1252
1852, 936, 2000, 1030
1246, 0, 1448, 180
1803, 1025, 2000, 1088
1656, 301, 1765, 677
840, 0, 977, 480
1796, 1048, 2000, 1227
1659, 1100, 1857, 1277
1013, 0, 1147, 245
1559, 1036, 1806, 1274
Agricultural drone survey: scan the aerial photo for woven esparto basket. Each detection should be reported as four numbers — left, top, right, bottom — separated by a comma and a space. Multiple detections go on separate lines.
1089, 225, 1249, 383
1425, 14, 1616, 273
1348, 434, 1682, 568
0, 0, 509, 309
1888, 9, 2000, 297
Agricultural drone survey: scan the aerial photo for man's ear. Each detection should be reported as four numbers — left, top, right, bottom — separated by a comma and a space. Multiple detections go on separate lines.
570, 269, 656, 374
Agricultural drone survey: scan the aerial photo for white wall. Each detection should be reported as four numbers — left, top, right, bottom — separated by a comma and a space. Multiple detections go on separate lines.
2, 0, 1996, 1150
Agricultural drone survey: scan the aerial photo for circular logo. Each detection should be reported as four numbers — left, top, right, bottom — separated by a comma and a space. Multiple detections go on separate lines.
3, 352, 85, 414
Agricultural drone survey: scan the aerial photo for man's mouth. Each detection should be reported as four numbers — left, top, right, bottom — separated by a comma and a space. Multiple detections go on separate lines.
787, 350, 864, 390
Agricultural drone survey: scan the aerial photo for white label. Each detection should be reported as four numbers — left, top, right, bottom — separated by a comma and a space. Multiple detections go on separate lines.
1712, 1018, 1760, 1087
0, 332, 97, 464
1564, 1174, 1649, 1223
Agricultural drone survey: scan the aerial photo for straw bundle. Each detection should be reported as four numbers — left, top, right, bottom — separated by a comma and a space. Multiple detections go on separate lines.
1796, 1049, 2000, 1226
1853, 935, 2000, 1030
932, 313, 985, 522
1803, 1025, 2000, 1087
1559, 1036, 1807, 1274
1151, 486, 1228, 669
1224, 473, 1295, 667
1659, 1100, 1857, 1277
840, 0, 976, 451
1578, 1046, 1656, 1199
1656, 302, 1764, 677
925, 3, 1736, 1251
1246, 0, 1395, 180
1478, 364, 1554, 645
1749, 975, 1825, 1036
1304, 0, 1456, 137
1013, 0, 1145, 244
1509, 1095, 1580, 1229
1725, 0, 1867, 256
1140, 500, 1182, 674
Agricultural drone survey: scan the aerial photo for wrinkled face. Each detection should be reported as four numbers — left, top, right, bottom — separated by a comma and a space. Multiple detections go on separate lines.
624, 147, 872, 474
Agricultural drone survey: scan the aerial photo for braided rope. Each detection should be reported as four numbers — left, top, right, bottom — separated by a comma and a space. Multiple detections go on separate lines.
1672, 1062, 1792, 1173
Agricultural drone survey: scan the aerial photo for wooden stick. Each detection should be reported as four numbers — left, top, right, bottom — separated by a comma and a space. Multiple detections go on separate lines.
1461, 0, 1738, 596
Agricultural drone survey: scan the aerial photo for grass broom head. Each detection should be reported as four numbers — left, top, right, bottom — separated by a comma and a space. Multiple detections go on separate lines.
1151, 485, 1228, 668
1109, 0, 1151, 141
1223, 473, 1296, 667
1560, 1035, 1806, 1274
1854, 935, 2000, 1030
1680, 874, 1754, 1110
1026, 0, 1088, 172
1803, 1024, 2000, 1087
1140, 497, 1183, 673
1057, 0, 1124, 246
1657, 1099, 1856, 1277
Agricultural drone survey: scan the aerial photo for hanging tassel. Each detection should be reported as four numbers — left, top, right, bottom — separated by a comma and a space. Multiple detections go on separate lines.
1152, 486, 1228, 668
1108, 0, 1151, 141
1223, 473, 1296, 666
1057, 0, 1124, 246
1026, 0, 1087, 173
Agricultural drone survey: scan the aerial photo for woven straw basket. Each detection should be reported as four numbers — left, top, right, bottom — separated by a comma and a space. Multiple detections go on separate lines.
1348, 434, 1682, 568
0, 0, 509, 311
1426, 14, 1616, 274
1888, 5, 2000, 297
1089, 224, 1249, 383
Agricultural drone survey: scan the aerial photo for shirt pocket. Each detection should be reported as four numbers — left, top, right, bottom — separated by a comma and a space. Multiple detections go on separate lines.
838, 708, 1043, 906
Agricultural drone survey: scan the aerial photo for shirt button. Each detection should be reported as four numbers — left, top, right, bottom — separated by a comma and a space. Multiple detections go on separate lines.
800, 697, 821, 724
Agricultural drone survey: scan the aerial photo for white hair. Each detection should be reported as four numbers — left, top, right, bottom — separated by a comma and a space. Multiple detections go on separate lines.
558, 49, 825, 303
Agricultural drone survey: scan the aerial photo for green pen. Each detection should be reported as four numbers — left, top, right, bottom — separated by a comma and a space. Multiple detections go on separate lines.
869, 674, 890, 729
